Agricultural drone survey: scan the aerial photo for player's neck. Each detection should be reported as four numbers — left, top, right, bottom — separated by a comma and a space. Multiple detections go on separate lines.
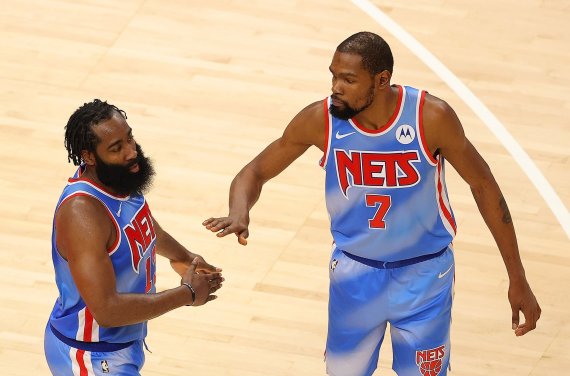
354, 85, 399, 130
81, 166, 122, 196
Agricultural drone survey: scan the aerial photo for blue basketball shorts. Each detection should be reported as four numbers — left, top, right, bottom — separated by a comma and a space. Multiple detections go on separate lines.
325, 245, 455, 376
44, 324, 145, 376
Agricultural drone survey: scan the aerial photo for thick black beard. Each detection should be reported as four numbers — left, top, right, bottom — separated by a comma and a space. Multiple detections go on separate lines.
329, 101, 361, 120
94, 144, 155, 196
329, 84, 376, 120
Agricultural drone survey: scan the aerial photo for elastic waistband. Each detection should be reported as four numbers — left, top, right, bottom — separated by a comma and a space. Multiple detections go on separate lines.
342, 247, 448, 269
49, 324, 135, 352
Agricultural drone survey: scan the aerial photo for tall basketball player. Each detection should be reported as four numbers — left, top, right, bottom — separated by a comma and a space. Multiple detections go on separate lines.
203, 32, 540, 375
45, 100, 224, 375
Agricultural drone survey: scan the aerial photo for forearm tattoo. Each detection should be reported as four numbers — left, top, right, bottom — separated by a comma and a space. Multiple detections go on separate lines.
499, 196, 512, 224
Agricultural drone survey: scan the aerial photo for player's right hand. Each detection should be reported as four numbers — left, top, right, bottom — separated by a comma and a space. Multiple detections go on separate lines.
181, 258, 224, 306
202, 216, 249, 245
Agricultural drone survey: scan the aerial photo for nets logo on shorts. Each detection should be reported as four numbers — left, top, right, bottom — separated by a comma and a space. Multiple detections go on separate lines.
416, 344, 445, 376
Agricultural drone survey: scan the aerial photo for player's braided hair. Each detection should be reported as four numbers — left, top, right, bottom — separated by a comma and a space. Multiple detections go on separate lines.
337, 31, 394, 76
64, 99, 127, 165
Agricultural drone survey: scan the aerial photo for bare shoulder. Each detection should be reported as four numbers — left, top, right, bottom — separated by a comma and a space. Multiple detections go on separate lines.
294, 99, 326, 120
283, 99, 327, 150
423, 93, 457, 126
422, 92, 464, 153
57, 194, 109, 222
56, 195, 114, 258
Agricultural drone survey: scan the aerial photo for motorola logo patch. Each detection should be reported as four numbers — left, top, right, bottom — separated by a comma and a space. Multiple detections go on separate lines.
396, 124, 415, 144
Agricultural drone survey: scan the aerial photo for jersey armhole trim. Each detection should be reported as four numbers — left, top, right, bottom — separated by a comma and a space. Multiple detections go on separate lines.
435, 158, 457, 235
417, 90, 438, 166
56, 192, 121, 256
319, 97, 332, 169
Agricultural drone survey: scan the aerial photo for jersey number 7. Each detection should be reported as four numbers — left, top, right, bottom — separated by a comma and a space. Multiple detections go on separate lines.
365, 194, 392, 229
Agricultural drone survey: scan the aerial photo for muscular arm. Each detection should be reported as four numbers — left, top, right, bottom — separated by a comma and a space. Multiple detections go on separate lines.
203, 100, 325, 244
423, 94, 541, 335
56, 197, 221, 327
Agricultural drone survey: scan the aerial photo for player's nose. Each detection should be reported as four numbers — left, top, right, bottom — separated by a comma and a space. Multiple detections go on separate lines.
331, 78, 343, 95
126, 143, 138, 162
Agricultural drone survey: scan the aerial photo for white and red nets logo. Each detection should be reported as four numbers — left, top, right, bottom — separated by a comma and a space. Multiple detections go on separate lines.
416, 344, 445, 376
334, 149, 421, 198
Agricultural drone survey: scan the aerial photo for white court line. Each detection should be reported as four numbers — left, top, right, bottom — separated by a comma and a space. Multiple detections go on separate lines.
351, 0, 570, 239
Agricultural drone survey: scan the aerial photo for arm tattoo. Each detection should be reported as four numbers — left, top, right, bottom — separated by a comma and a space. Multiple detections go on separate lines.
499, 196, 512, 224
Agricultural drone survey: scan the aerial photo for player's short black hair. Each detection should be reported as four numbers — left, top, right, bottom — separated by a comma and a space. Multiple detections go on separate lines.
64, 99, 127, 165
336, 31, 394, 76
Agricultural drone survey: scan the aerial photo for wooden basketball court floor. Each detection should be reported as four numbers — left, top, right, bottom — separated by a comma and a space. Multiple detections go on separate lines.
0, 1, 568, 375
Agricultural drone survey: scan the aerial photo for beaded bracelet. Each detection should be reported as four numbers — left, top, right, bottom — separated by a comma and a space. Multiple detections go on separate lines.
182, 282, 196, 306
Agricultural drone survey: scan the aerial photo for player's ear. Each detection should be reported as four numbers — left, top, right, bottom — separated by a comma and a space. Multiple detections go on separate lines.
81, 150, 96, 166
377, 70, 391, 88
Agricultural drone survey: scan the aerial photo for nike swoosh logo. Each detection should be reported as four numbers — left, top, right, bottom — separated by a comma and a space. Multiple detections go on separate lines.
438, 264, 454, 278
335, 131, 355, 139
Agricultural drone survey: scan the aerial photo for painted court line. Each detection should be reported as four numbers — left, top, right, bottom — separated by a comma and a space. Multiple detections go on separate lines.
351, 0, 570, 239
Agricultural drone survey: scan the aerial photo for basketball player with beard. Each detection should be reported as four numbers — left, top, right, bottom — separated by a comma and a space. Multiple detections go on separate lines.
45, 100, 224, 375
204, 32, 540, 375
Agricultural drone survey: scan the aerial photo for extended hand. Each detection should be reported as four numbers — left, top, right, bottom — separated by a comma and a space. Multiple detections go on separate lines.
181, 258, 224, 306
509, 278, 541, 336
203, 216, 249, 245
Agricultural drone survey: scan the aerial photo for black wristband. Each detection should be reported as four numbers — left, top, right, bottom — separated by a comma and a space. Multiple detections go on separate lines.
182, 282, 196, 306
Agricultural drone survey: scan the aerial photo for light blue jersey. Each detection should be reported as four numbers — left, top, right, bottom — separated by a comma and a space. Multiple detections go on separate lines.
321, 85, 456, 262
321, 86, 456, 376
46, 166, 156, 374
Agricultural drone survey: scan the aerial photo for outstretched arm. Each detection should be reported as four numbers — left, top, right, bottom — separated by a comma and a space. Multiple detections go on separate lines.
203, 100, 325, 244
56, 197, 223, 327
423, 94, 541, 336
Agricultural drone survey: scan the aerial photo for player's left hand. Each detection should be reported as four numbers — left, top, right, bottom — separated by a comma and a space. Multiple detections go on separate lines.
170, 254, 222, 277
508, 278, 541, 336
192, 254, 222, 274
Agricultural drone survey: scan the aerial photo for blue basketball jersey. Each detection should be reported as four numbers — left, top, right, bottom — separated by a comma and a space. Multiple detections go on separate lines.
48, 166, 157, 344
321, 85, 456, 261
